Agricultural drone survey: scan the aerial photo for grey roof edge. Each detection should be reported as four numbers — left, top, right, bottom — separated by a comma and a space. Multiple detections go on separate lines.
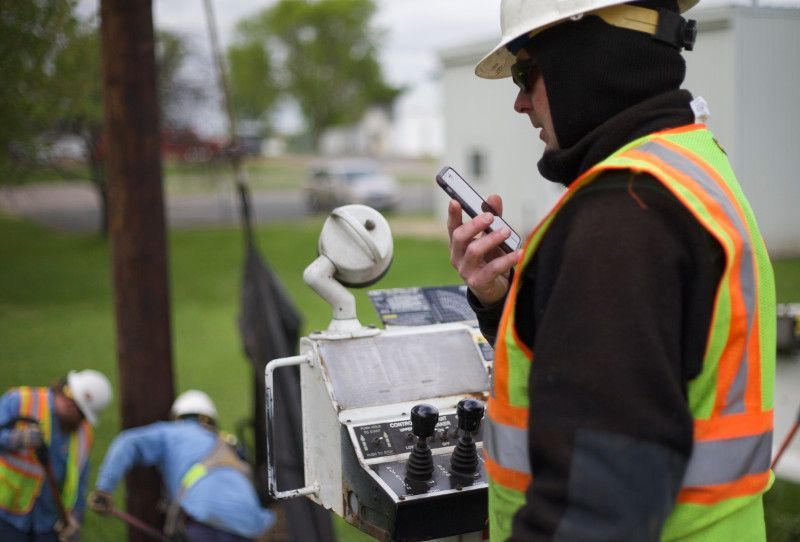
438, 4, 800, 68
439, 39, 497, 70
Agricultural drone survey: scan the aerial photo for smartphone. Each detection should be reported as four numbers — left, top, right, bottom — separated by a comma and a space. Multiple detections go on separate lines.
436, 166, 521, 253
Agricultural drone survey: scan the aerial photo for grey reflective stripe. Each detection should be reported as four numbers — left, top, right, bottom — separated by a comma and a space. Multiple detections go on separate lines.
682, 430, 772, 487
484, 418, 531, 475
77, 426, 90, 464
0, 454, 42, 477
637, 141, 756, 414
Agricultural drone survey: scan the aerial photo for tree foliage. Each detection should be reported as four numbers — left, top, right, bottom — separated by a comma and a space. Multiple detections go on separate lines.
0, 1, 77, 177
156, 31, 209, 128
230, 0, 401, 145
1, 2, 199, 236
0, 3, 197, 178
228, 40, 278, 130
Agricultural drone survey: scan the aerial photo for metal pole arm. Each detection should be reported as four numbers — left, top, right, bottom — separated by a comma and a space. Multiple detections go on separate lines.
265, 354, 320, 500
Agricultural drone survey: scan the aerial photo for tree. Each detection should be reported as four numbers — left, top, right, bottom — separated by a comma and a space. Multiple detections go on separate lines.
231, 0, 401, 146
45, 23, 197, 235
1, 1, 200, 234
156, 31, 210, 129
0, 1, 77, 179
48, 22, 108, 229
227, 40, 279, 132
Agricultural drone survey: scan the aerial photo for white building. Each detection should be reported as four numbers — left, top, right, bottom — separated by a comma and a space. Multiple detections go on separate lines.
319, 106, 394, 157
319, 87, 446, 159
438, 5, 800, 256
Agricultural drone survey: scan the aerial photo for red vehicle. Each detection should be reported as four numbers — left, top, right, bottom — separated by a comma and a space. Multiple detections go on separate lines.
160, 128, 224, 163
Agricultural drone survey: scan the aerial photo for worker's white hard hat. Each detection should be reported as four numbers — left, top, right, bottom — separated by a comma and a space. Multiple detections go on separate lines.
170, 390, 218, 421
66, 369, 113, 426
475, 0, 699, 80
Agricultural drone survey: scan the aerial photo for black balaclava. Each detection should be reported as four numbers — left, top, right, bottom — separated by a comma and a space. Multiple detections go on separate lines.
526, 0, 686, 151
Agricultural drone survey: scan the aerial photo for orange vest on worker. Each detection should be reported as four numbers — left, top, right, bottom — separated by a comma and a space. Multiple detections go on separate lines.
484, 125, 776, 541
0, 387, 93, 515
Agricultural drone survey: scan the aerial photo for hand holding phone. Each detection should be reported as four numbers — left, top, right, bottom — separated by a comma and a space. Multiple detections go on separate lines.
436, 166, 521, 253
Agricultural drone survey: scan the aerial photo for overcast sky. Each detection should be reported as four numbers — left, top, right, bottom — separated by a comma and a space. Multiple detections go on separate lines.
78, 0, 502, 135
151, 0, 500, 87
79, 0, 795, 135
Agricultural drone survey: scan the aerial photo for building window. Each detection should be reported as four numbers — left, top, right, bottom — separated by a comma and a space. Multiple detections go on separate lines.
469, 149, 486, 180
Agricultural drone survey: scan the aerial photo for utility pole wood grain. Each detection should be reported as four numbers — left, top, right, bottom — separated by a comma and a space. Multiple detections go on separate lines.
100, 1, 175, 540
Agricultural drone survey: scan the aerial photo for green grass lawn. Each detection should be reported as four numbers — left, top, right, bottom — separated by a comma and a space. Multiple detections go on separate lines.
2, 213, 800, 541
0, 213, 457, 541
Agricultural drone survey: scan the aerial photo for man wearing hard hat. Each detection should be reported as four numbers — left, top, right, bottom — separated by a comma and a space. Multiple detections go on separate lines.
446, 0, 775, 540
0, 370, 113, 542
88, 389, 275, 541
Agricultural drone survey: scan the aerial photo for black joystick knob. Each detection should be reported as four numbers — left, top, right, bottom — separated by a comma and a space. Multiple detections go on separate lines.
405, 404, 439, 482
411, 403, 439, 439
457, 398, 485, 433
450, 398, 485, 476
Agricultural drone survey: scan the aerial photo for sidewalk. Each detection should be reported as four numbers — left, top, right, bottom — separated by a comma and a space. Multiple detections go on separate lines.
0, 181, 444, 239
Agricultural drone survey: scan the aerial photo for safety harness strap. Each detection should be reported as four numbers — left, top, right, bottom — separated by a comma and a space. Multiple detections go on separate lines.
164, 435, 253, 537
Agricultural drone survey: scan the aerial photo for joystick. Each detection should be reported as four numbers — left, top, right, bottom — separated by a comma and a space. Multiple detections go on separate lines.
450, 398, 484, 476
405, 403, 439, 482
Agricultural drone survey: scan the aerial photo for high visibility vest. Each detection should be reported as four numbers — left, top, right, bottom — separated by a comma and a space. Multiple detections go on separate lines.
485, 125, 776, 541
0, 387, 93, 515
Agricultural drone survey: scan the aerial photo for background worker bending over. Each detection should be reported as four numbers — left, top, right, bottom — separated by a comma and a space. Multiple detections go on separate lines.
88, 389, 275, 542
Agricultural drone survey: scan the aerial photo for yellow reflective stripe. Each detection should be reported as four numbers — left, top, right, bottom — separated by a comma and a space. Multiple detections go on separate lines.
61, 433, 81, 510
180, 464, 208, 491
36, 389, 51, 444
0, 458, 44, 514
18, 387, 33, 418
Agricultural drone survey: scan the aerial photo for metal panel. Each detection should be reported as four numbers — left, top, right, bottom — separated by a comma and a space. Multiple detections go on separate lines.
318, 326, 489, 410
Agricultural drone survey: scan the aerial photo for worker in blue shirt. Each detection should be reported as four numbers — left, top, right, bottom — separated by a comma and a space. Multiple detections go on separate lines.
0, 370, 113, 542
88, 389, 275, 542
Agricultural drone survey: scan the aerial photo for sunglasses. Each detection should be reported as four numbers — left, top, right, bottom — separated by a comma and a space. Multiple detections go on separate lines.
510, 58, 538, 94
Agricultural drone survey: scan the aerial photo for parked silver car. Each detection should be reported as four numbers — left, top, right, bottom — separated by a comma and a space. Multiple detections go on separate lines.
304, 159, 400, 212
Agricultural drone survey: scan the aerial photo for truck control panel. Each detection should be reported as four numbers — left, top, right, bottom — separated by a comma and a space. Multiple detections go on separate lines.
266, 205, 491, 542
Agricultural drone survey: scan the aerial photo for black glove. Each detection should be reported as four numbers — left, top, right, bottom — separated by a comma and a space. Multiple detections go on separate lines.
10, 427, 44, 450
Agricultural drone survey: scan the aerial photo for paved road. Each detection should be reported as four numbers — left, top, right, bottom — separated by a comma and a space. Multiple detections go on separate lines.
0, 182, 436, 233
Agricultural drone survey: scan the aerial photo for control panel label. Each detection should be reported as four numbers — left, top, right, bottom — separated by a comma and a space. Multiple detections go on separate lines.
353, 413, 482, 460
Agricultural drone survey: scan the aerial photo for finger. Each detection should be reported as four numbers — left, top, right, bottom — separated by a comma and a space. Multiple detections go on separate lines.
461, 224, 513, 268
470, 248, 521, 286
485, 247, 522, 274
450, 213, 495, 265
486, 194, 503, 217
446, 199, 463, 240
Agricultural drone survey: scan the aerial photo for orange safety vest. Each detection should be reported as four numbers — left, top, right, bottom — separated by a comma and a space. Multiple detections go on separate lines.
0, 387, 93, 515
485, 125, 776, 541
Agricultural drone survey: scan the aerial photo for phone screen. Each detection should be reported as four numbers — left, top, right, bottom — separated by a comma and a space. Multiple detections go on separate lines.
436, 166, 522, 253
437, 167, 496, 217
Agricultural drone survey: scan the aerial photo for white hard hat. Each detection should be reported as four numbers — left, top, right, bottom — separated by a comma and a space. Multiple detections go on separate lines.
170, 390, 218, 421
475, 0, 699, 80
66, 370, 113, 426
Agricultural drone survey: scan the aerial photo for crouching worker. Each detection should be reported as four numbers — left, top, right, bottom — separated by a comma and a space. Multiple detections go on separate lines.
0, 370, 113, 542
88, 390, 275, 542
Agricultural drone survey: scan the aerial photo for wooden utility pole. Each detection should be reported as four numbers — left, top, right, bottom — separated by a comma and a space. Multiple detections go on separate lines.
100, 1, 175, 540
